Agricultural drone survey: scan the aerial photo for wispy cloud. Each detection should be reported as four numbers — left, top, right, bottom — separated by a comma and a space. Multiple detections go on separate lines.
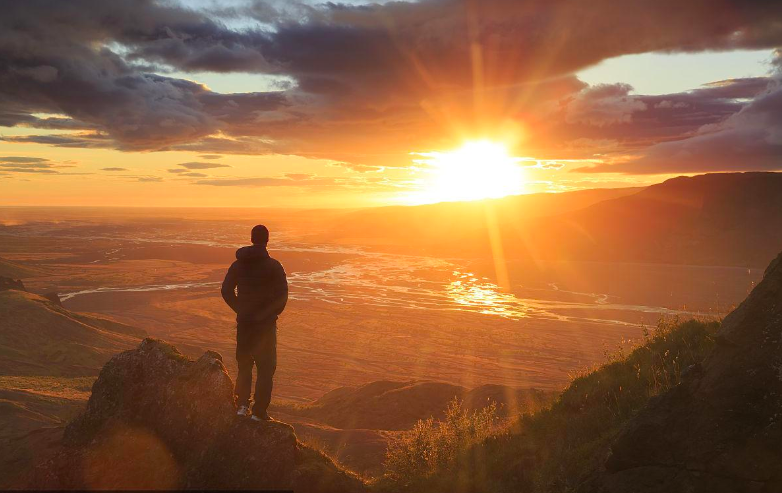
176, 162, 231, 170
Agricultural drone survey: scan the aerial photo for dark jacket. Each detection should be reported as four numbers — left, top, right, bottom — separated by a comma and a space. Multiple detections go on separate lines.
221, 245, 288, 324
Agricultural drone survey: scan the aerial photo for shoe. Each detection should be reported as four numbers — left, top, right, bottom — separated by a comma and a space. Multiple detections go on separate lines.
251, 412, 272, 422
236, 405, 250, 417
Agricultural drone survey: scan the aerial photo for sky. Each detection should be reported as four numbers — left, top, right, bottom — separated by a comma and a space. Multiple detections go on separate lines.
0, 0, 781, 208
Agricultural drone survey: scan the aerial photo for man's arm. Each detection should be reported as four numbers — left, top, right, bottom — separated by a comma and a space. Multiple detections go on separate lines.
221, 262, 240, 313
271, 261, 288, 316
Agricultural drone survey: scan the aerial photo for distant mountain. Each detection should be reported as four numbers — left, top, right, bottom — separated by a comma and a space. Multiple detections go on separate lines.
328, 172, 782, 267
325, 187, 641, 256
529, 172, 782, 267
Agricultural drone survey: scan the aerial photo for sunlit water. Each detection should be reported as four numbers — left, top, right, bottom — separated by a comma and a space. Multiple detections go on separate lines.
5, 220, 752, 326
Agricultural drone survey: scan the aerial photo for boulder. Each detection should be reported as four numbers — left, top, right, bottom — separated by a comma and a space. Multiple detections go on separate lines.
30, 339, 364, 492
42, 291, 62, 306
581, 252, 782, 493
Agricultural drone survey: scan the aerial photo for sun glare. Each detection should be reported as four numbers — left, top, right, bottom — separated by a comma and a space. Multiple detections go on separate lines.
407, 140, 526, 204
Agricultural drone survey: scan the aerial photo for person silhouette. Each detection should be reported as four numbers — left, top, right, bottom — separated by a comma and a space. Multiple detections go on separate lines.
221, 225, 288, 421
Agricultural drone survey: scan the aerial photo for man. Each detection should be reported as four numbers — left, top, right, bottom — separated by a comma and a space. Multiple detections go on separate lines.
221, 225, 288, 421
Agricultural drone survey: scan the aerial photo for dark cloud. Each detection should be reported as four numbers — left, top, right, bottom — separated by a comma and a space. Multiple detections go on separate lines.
137, 176, 164, 182
101, 167, 128, 171
199, 154, 223, 160
0, 0, 287, 151
578, 79, 782, 174
0, 133, 114, 148
176, 161, 231, 170
1, 0, 782, 173
547, 76, 775, 163
564, 84, 647, 127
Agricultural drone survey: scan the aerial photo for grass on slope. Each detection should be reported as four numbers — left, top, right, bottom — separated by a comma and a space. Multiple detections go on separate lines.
0, 257, 39, 279
0, 290, 144, 377
377, 318, 719, 493
277, 381, 554, 431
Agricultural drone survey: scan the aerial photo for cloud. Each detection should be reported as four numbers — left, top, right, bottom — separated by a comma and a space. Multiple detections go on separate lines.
195, 176, 322, 187
1, 0, 782, 173
564, 84, 647, 127
0, 156, 49, 164
199, 154, 223, 160
101, 167, 128, 171
168, 168, 209, 177
176, 161, 231, 170
553, 76, 774, 163
1, 133, 113, 148
0, 167, 59, 174
574, 76, 782, 174
0, 155, 81, 174
193, 172, 396, 191
137, 176, 164, 182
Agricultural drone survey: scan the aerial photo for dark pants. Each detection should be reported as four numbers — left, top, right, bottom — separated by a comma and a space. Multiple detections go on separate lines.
235, 321, 277, 415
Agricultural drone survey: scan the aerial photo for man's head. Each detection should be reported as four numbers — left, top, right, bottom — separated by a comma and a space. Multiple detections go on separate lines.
251, 224, 269, 246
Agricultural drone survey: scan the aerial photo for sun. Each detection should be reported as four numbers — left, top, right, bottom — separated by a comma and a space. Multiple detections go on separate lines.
406, 140, 526, 204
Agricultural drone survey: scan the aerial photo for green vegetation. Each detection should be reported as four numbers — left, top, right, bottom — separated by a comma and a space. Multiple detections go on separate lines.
376, 318, 720, 493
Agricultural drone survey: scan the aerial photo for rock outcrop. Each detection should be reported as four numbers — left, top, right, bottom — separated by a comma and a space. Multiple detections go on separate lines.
581, 252, 782, 493
0, 276, 25, 292
29, 339, 364, 492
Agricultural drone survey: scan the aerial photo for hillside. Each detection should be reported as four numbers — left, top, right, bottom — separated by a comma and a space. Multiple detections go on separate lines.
278, 380, 554, 431
530, 172, 782, 267
327, 172, 782, 267
378, 248, 782, 493
582, 250, 782, 492
0, 257, 38, 278
0, 289, 145, 377
275, 381, 554, 476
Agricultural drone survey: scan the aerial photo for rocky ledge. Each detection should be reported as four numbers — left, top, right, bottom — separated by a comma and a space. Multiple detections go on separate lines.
29, 339, 364, 492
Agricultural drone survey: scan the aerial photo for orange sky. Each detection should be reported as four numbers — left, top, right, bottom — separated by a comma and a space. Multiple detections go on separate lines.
1, 1, 780, 208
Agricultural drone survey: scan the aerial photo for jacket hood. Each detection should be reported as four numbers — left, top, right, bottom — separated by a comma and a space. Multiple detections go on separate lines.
236, 245, 270, 260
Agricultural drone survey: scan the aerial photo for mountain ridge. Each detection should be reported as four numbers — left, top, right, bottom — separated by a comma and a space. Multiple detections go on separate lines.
328, 172, 782, 267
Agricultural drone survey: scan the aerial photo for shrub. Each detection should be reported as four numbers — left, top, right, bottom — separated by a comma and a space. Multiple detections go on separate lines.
382, 398, 501, 487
